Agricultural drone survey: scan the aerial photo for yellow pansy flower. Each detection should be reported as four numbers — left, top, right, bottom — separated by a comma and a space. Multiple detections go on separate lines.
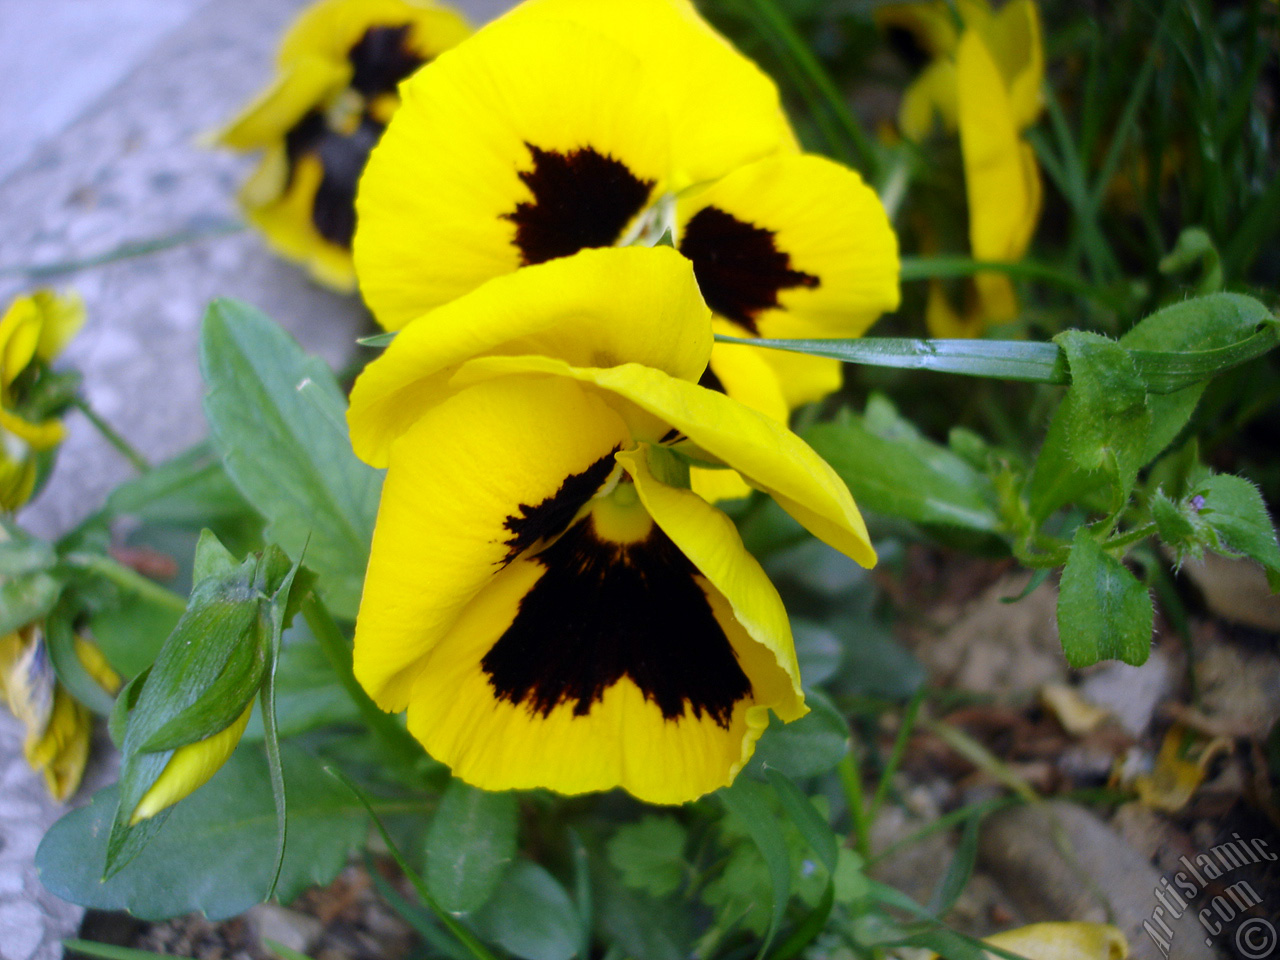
214, 0, 472, 290
347, 247, 874, 804
0, 289, 85, 512
354, 0, 899, 424
879, 0, 1043, 335
0, 624, 120, 801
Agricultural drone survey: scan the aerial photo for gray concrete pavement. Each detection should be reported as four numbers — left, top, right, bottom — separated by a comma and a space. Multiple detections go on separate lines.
0, 0, 513, 955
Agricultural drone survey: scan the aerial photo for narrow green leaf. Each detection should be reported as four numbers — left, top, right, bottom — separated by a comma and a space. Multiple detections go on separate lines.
199, 298, 380, 619
1195, 474, 1280, 589
718, 777, 792, 960
472, 862, 582, 960
763, 770, 837, 873
926, 814, 980, 916
766, 882, 833, 960
39, 747, 366, 920
1057, 528, 1153, 667
62, 940, 195, 960
425, 780, 519, 915
606, 816, 687, 898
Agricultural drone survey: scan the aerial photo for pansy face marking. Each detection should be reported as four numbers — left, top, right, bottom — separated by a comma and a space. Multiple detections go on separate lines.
348, 24, 422, 95
484, 498, 752, 728
501, 449, 619, 562
506, 145, 657, 266
679, 206, 819, 335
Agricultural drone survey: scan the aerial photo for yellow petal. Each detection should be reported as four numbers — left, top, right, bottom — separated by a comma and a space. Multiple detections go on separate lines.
0, 294, 41, 391
925, 279, 984, 339
347, 246, 710, 467
401, 472, 792, 802
675, 154, 899, 338
26, 688, 91, 802
278, 0, 472, 69
29, 290, 85, 362
74, 636, 122, 695
0, 450, 37, 512
958, 30, 1041, 265
213, 55, 351, 150
131, 703, 253, 823
0, 406, 65, 451
354, 375, 631, 710
453, 356, 876, 567
500, 0, 788, 190
618, 446, 804, 722
355, 16, 671, 328
980, 0, 1044, 130
898, 58, 959, 139
244, 154, 358, 291
983, 923, 1128, 960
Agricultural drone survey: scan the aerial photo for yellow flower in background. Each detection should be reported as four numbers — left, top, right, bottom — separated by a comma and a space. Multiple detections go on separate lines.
347, 247, 874, 803
879, 0, 1043, 336
920, 923, 1128, 960
0, 623, 120, 801
354, 0, 899, 432
0, 289, 85, 512
214, 0, 472, 290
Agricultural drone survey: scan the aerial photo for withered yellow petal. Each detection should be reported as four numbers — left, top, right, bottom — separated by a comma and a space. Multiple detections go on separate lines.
354, 375, 630, 709
348, 247, 710, 467
355, 16, 671, 328
982, 924, 1128, 960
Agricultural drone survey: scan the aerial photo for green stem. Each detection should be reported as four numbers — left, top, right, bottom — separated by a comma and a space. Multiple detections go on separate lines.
837, 751, 871, 860
0, 220, 245, 280
868, 689, 926, 825
1103, 522, 1157, 554
301, 592, 424, 769
62, 552, 187, 613
71, 397, 150, 473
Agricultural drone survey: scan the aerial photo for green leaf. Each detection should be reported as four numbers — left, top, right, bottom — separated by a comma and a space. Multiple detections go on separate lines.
0, 567, 61, 636
1195, 474, 1280, 589
241, 623, 359, 740
192, 528, 240, 584
43, 602, 116, 716
750, 688, 849, 778
926, 814, 979, 915
1057, 528, 1153, 667
37, 746, 365, 920
199, 298, 380, 619
471, 862, 581, 960
804, 398, 1000, 533
1150, 490, 1200, 550
0, 528, 56, 577
790, 620, 843, 686
425, 780, 519, 915
593, 861, 692, 960
764, 770, 837, 872
716, 777, 792, 958
606, 816, 687, 898
104, 443, 257, 529
1053, 331, 1152, 503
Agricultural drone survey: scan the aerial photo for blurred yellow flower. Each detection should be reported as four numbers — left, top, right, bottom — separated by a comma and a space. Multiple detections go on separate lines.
0, 289, 85, 512
0, 623, 119, 801
214, 0, 472, 290
879, 0, 1044, 336
961, 922, 1129, 960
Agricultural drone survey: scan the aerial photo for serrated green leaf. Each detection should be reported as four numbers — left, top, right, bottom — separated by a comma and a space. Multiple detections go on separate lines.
606, 816, 687, 898
1053, 331, 1152, 503
1057, 528, 1153, 667
425, 780, 518, 915
199, 298, 380, 619
805, 399, 1001, 533
471, 862, 581, 960
1195, 474, 1280, 589
37, 746, 365, 920
593, 860, 692, 960
751, 688, 849, 778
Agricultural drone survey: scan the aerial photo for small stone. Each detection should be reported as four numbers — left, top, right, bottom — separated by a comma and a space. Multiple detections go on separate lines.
1079, 650, 1172, 736
248, 904, 325, 956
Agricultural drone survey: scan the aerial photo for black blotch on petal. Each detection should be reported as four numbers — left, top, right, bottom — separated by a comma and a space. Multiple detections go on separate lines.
348, 24, 425, 97
501, 451, 618, 564
283, 111, 384, 249
482, 515, 752, 728
679, 206, 819, 334
504, 144, 656, 266
698, 364, 726, 394
884, 24, 933, 72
